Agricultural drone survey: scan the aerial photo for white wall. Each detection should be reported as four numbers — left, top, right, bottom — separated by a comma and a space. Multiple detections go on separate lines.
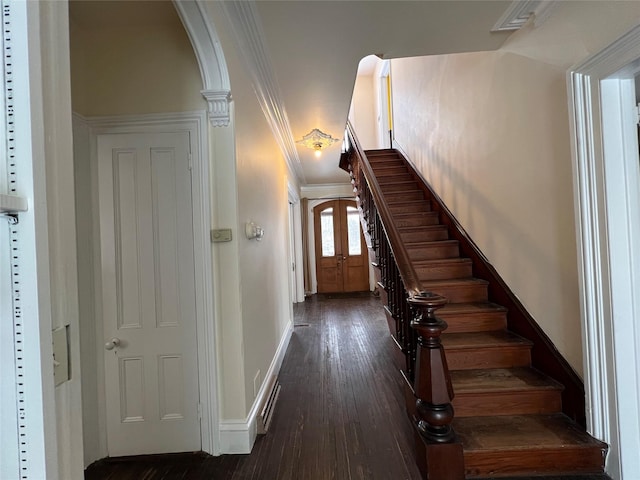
40, 2, 85, 478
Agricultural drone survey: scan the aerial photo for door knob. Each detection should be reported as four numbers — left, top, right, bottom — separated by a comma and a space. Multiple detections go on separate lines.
104, 337, 121, 351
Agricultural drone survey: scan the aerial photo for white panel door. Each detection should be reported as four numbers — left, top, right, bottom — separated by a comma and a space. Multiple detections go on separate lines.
98, 132, 200, 456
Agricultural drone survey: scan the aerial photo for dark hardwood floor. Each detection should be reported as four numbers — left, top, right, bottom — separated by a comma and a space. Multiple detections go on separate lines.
85, 294, 611, 480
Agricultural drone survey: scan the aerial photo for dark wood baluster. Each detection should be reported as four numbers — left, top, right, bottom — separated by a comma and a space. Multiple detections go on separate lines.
400, 289, 414, 380
408, 291, 464, 480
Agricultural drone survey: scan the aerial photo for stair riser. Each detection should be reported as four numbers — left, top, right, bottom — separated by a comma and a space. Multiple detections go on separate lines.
454, 391, 562, 417
378, 174, 414, 184
370, 161, 405, 170
380, 182, 419, 192
368, 155, 402, 162
400, 229, 448, 243
390, 203, 432, 214
415, 262, 472, 280
425, 283, 488, 303
407, 244, 459, 261
439, 313, 507, 333
394, 214, 439, 227
385, 191, 424, 202
445, 347, 531, 370
371, 167, 409, 177
463, 448, 606, 478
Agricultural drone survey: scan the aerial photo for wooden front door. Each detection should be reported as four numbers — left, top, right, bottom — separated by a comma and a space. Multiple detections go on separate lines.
314, 200, 369, 293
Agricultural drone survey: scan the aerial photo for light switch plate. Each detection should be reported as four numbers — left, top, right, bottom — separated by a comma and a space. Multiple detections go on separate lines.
52, 326, 69, 386
211, 228, 232, 242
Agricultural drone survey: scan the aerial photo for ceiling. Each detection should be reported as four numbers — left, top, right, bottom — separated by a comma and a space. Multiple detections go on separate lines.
251, 1, 513, 184
69, 0, 516, 185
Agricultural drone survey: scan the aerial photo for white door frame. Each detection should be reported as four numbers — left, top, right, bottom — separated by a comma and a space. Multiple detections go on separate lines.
378, 60, 391, 149
287, 181, 304, 303
569, 25, 640, 479
87, 111, 220, 456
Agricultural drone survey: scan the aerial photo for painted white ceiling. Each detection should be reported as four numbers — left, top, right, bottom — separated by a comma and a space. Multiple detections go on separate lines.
239, 0, 514, 185
70, 0, 515, 186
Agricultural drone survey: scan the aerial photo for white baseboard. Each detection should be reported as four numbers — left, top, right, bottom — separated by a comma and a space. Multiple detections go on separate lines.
219, 319, 293, 454
218, 419, 257, 454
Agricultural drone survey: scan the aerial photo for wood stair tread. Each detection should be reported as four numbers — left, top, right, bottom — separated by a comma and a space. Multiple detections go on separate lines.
385, 190, 424, 197
455, 414, 607, 452
393, 211, 437, 219
439, 302, 507, 315
387, 198, 428, 206
451, 367, 563, 394
405, 239, 458, 248
397, 225, 446, 232
442, 330, 532, 349
457, 414, 607, 477
413, 257, 471, 266
420, 277, 488, 288
377, 176, 414, 184
378, 179, 416, 185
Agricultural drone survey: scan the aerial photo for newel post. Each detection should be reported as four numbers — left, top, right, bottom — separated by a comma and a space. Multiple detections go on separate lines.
408, 291, 464, 480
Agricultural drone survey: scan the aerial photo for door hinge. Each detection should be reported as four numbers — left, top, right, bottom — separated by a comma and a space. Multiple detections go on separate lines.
197, 403, 202, 420
636, 103, 640, 126
292, 262, 295, 272
188, 153, 193, 171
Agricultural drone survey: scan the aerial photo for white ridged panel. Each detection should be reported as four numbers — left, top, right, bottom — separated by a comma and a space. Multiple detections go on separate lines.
119, 357, 145, 423
158, 355, 184, 421
113, 150, 142, 330
151, 148, 180, 328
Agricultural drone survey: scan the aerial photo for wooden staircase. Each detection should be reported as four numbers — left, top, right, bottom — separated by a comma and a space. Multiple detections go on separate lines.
348, 145, 607, 478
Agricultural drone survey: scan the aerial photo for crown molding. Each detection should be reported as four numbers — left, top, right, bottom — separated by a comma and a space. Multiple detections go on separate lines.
219, 0, 306, 183
173, 0, 231, 127
492, 0, 557, 32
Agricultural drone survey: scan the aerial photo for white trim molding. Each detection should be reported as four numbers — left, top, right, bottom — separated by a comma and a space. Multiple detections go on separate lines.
84, 111, 221, 456
569, 24, 640, 479
219, 0, 306, 184
492, 0, 557, 31
201, 89, 232, 127
173, 0, 231, 127
219, 320, 293, 454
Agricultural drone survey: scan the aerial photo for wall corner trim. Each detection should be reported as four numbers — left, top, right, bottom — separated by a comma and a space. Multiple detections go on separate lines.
219, 319, 293, 454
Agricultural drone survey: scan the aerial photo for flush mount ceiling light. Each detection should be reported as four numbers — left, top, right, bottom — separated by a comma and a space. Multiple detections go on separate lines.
296, 128, 339, 157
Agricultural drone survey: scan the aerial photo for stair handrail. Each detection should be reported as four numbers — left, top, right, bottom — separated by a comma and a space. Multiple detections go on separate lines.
344, 122, 421, 297
343, 121, 464, 479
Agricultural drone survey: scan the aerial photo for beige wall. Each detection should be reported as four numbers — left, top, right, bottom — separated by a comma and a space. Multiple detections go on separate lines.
392, 51, 582, 373
349, 74, 378, 150
390, 2, 640, 377
209, 2, 296, 417
70, 16, 203, 116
